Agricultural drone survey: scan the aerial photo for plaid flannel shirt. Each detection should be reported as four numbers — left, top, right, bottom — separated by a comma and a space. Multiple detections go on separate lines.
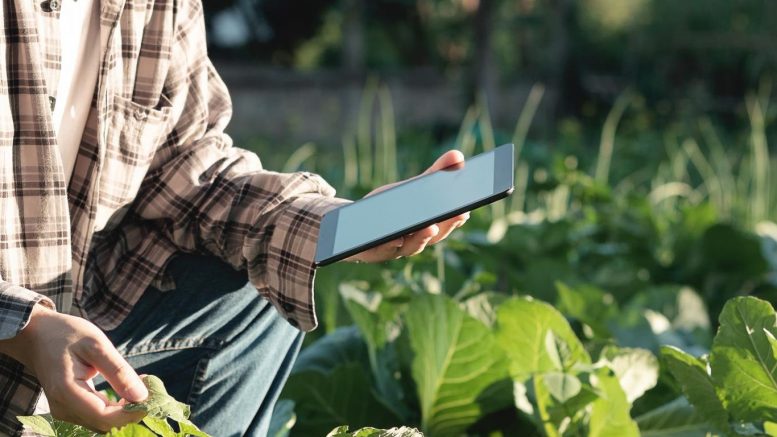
0, 0, 348, 433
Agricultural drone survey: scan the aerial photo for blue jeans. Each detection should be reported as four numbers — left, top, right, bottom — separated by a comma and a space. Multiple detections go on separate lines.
97, 254, 304, 436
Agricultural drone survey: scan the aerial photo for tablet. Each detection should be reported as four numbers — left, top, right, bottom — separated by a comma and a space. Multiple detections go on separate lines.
314, 143, 514, 266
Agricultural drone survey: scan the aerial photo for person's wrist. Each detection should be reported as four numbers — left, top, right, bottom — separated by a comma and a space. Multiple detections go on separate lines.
0, 302, 49, 366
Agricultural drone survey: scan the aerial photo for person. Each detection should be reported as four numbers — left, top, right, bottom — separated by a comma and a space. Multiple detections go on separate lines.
0, 0, 468, 435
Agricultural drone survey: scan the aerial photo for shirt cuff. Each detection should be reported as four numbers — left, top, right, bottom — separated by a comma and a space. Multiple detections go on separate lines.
0, 283, 55, 341
252, 194, 351, 332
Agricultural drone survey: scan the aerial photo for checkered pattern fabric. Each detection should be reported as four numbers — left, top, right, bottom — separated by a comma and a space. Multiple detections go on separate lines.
0, 0, 347, 434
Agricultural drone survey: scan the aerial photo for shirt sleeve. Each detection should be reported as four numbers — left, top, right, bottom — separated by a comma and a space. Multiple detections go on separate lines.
128, 0, 351, 331
0, 282, 54, 341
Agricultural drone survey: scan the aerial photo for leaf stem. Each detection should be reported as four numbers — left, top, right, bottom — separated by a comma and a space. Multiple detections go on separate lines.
534, 377, 560, 437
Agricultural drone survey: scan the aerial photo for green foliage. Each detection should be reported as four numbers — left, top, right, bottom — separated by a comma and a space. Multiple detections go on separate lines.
599, 346, 659, 404
123, 376, 190, 422
105, 426, 156, 437
636, 397, 716, 437
659, 297, 777, 435
283, 258, 777, 436
661, 347, 729, 432
283, 282, 691, 436
404, 294, 511, 436
268, 400, 296, 437
18, 376, 209, 437
17, 416, 57, 437
260, 51, 777, 434
326, 425, 423, 437
712, 297, 777, 423
588, 368, 640, 437
494, 297, 589, 381
283, 362, 402, 435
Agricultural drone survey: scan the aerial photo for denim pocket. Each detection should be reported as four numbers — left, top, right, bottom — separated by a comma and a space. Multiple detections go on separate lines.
98, 339, 221, 409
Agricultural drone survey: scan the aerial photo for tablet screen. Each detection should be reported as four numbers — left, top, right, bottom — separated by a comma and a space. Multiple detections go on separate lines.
331, 151, 495, 255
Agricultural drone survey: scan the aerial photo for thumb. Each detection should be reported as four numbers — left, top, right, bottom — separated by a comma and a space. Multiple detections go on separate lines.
80, 336, 148, 403
423, 150, 465, 175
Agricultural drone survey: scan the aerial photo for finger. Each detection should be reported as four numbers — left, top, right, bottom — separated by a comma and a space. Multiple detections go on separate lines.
59, 379, 145, 432
364, 150, 465, 199
348, 237, 404, 263
422, 150, 465, 175
397, 225, 439, 257
429, 220, 466, 245
70, 359, 120, 406
77, 336, 148, 403
364, 181, 401, 197
429, 212, 469, 244
84, 377, 118, 406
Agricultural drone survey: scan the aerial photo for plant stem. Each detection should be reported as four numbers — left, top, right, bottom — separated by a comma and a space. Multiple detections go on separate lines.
595, 91, 631, 185
534, 377, 560, 437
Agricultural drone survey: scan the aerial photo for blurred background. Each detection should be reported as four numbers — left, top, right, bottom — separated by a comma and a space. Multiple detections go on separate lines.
208, 0, 777, 174
200, 2, 777, 435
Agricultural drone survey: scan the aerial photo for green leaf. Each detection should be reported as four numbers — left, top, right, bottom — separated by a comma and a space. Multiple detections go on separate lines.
340, 284, 400, 351
124, 375, 190, 422
17, 415, 95, 437
404, 293, 512, 436
555, 282, 617, 338
544, 331, 564, 371
19, 376, 205, 437
660, 346, 729, 432
281, 363, 401, 436
292, 326, 369, 374
121, 375, 208, 437
700, 225, 770, 279
626, 285, 711, 334
17, 416, 56, 437
765, 421, 777, 436
599, 346, 658, 403
588, 368, 640, 437
175, 420, 209, 437
635, 397, 717, 437
758, 221, 777, 286
461, 292, 507, 328
624, 285, 712, 354
765, 328, 777, 360
101, 388, 120, 403
608, 308, 660, 352
495, 297, 590, 381
546, 380, 600, 421
326, 425, 424, 437
267, 399, 296, 437
530, 376, 561, 437
284, 325, 398, 435
105, 424, 157, 437
710, 296, 777, 423
513, 381, 534, 416
140, 417, 175, 437
541, 372, 582, 403
520, 258, 577, 303
340, 285, 410, 420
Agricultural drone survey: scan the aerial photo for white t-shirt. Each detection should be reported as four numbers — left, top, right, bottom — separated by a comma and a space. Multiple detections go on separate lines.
34, 0, 99, 414
52, 0, 100, 183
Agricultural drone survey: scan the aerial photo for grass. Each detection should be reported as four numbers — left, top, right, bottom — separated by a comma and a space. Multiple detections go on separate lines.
278, 78, 776, 232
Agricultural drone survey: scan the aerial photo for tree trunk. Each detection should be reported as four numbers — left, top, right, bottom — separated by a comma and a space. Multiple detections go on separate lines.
343, 0, 365, 73
546, 0, 573, 120
474, 0, 497, 105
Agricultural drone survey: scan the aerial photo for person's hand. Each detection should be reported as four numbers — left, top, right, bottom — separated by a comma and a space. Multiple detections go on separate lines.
0, 304, 147, 432
347, 150, 470, 263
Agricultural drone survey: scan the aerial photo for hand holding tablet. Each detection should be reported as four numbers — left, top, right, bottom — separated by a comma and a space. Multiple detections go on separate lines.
315, 143, 515, 266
